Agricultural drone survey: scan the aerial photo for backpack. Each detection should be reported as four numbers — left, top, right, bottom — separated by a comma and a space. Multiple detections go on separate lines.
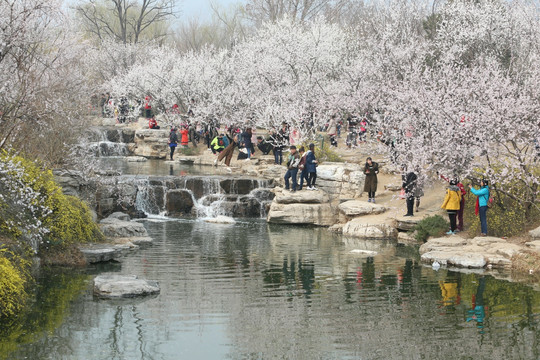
486, 192, 494, 208
218, 138, 224, 146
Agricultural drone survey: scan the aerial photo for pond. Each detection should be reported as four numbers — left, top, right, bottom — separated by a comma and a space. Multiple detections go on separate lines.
2, 219, 540, 359
98, 157, 227, 177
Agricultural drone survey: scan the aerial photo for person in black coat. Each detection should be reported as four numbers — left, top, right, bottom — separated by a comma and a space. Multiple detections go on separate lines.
402, 165, 417, 217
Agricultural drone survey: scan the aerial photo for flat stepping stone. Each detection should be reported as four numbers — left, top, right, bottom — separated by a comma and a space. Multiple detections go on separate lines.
93, 275, 160, 299
79, 243, 138, 264
384, 184, 402, 191
338, 200, 387, 217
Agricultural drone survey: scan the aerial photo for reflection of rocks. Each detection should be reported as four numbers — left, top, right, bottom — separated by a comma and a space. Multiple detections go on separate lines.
420, 236, 527, 269
93, 274, 160, 299
267, 188, 336, 226
342, 215, 397, 240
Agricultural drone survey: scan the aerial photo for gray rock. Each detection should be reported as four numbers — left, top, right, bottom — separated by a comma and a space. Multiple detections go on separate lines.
93, 275, 160, 299
79, 243, 138, 264
107, 212, 131, 221
421, 251, 486, 268
338, 200, 387, 217
166, 189, 195, 215
267, 202, 336, 226
99, 218, 149, 238
529, 225, 540, 239
342, 216, 398, 240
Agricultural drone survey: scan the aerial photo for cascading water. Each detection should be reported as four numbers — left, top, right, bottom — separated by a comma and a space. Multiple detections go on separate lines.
86, 127, 134, 157
125, 176, 274, 219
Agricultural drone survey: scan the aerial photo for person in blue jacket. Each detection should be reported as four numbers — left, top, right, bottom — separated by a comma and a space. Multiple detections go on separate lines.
469, 179, 490, 236
305, 143, 318, 190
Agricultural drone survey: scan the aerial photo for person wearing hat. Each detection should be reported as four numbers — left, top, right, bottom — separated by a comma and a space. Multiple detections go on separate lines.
469, 179, 490, 236
305, 143, 318, 190
441, 179, 462, 235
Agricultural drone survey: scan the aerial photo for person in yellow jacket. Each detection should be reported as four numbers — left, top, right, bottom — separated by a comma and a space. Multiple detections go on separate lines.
441, 179, 462, 235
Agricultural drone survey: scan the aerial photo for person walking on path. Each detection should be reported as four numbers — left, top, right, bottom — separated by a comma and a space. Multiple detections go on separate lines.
298, 146, 308, 190
363, 157, 379, 203
441, 179, 462, 235
168, 128, 178, 160
469, 179, 490, 236
284, 145, 301, 192
305, 143, 318, 190
402, 166, 417, 217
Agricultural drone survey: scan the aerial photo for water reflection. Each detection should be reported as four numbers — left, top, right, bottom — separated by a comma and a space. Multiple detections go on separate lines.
3, 220, 540, 359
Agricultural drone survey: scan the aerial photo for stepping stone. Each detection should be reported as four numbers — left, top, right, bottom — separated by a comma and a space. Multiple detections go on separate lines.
338, 200, 387, 217
93, 275, 160, 299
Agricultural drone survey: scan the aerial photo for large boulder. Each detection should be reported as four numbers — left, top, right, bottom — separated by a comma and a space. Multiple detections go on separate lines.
166, 190, 195, 215
338, 200, 387, 217
93, 275, 160, 299
267, 202, 336, 226
133, 129, 169, 159
420, 236, 526, 269
100, 218, 149, 238
108, 212, 131, 221
342, 216, 398, 240
529, 225, 540, 239
274, 188, 330, 204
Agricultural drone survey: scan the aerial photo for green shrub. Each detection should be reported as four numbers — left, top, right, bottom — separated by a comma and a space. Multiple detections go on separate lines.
0, 248, 30, 320
463, 188, 539, 238
300, 139, 344, 163
0, 153, 103, 249
410, 215, 448, 242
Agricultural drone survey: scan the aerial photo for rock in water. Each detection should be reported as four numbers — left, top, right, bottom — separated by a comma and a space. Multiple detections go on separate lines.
93, 275, 160, 299
349, 249, 378, 256
204, 216, 236, 224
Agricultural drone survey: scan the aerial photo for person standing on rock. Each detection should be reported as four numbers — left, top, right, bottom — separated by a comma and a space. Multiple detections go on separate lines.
402, 165, 417, 216
469, 179, 490, 236
364, 157, 379, 203
305, 143, 318, 190
441, 179, 462, 235
414, 166, 425, 212
284, 145, 301, 192
298, 146, 308, 190
168, 128, 178, 160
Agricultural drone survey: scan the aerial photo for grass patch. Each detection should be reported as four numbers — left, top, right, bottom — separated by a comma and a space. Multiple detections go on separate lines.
511, 251, 540, 279
410, 215, 449, 242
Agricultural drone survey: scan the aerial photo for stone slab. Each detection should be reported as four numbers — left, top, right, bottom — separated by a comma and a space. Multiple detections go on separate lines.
93, 275, 160, 299
338, 200, 387, 217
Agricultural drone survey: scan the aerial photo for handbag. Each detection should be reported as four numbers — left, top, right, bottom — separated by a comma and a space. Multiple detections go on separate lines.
399, 188, 406, 199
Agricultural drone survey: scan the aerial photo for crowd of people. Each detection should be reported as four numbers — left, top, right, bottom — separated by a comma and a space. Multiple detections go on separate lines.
101, 96, 492, 237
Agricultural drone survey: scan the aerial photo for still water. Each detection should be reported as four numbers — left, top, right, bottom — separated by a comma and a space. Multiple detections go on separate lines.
2, 219, 540, 359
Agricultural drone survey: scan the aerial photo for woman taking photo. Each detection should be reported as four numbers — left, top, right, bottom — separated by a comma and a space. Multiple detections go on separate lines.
469, 179, 490, 236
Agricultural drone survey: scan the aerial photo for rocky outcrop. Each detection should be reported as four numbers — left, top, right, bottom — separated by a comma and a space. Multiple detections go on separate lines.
107, 212, 131, 221
133, 129, 169, 159
529, 225, 540, 239
93, 275, 160, 299
342, 215, 398, 240
420, 236, 526, 269
267, 188, 336, 226
338, 200, 387, 218
99, 216, 153, 245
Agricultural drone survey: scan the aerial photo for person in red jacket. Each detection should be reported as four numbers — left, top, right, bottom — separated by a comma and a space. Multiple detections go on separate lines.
180, 126, 189, 147
149, 117, 160, 129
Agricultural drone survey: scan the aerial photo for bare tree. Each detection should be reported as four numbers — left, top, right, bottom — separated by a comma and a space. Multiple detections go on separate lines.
174, 2, 248, 52
242, 0, 350, 24
74, 0, 178, 44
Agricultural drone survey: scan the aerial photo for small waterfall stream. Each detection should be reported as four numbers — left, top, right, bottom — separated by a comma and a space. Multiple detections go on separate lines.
86, 127, 135, 157
126, 176, 274, 219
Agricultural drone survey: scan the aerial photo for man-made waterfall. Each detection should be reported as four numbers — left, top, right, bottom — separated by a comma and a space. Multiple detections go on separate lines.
86, 127, 135, 157
97, 175, 274, 219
